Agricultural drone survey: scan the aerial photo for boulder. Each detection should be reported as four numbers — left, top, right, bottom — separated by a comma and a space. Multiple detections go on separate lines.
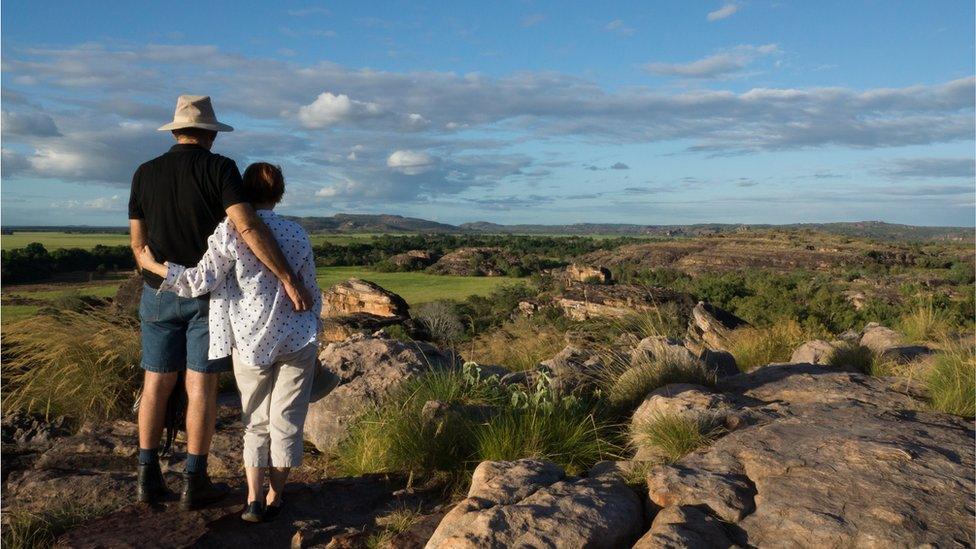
631, 383, 738, 428
538, 345, 605, 395
685, 302, 750, 356
425, 459, 643, 548
631, 336, 699, 367
426, 247, 523, 276
699, 349, 740, 379
646, 363, 973, 547
632, 505, 739, 549
517, 300, 540, 316
789, 339, 839, 364
564, 263, 613, 284
388, 250, 437, 270
859, 322, 903, 353
320, 313, 415, 343
322, 278, 409, 319
556, 283, 692, 321
304, 334, 461, 452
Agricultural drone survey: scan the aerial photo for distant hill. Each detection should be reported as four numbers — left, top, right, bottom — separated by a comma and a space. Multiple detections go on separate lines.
285, 214, 459, 233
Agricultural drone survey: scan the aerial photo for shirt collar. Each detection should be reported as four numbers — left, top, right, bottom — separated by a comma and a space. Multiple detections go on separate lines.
169, 143, 209, 153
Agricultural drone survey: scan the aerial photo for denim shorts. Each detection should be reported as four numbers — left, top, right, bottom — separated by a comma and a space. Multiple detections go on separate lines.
139, 283, 232, 374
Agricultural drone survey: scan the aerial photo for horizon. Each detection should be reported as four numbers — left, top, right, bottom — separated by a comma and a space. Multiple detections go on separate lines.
2, 1, 975, 227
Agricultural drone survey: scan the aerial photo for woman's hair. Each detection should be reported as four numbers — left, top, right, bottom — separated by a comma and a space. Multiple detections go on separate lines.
242, 162, 285, 205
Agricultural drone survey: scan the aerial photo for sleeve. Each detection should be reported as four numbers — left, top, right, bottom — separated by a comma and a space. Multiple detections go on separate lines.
128, 166, 144, 219
158, 221, 239, 297
219, 158, 248, 210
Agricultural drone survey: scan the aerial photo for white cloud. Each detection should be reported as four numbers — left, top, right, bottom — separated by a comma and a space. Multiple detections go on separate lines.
881, 157, 976, 179
387, 150, 436, 175
644, 44, 779, 79
707, 2, 740, 21
297, 92, 382, 128
604, 19, 635, 36
51, 194, 124, 211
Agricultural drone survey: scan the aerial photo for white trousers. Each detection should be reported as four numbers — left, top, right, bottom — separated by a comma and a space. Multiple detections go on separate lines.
233, 343, 316, 468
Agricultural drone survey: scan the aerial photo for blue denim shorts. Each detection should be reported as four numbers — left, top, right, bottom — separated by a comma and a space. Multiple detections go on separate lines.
139, 283, 231, 374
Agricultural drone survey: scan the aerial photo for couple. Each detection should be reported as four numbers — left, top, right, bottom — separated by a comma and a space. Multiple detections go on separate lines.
129, 95, 322, 522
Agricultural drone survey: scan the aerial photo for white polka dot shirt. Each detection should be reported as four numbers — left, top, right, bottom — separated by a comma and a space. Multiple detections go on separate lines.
160, 210, 322, 367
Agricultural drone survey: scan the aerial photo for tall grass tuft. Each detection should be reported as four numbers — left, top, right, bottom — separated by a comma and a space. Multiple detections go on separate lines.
631, 412, 723, 464
2, 311, 141, 423
464, 316, 565, 371
727, 319, 812, 371
825, 342, 876, 374
601, 351, 715, 413
898, 301, 953, 343
1, 503, 109, 549
925, 343, 976, 418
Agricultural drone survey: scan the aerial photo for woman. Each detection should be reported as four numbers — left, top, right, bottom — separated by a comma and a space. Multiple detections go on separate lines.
135, 162, 321, 523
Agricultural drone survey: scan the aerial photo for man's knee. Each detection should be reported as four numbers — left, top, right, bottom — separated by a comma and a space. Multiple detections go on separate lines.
184, 370, 220, 401
142, 371, 179, 398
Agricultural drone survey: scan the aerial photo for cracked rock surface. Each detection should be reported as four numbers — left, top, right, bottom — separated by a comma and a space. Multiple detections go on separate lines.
645, 364, 974, 548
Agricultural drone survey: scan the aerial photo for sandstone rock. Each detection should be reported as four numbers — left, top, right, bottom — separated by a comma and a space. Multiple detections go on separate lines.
517, 299, 540, 316
647, 363, 973, 548
556, 283, 692, 321
564, 263, 613, 284
631, 336, 698, 367
699, 349, 740, 379
538, 345, 605, 395
685, 302, 750, 356
631, 384, 737, 428
789, 339, 839, 364
426, 247, 523, 276
425, 459, 643, 548
320, 313, 412, 343
632, 505, 739, 549
859, 323, 903, 354
322, 278, 409, 319
304, 334, 461, 452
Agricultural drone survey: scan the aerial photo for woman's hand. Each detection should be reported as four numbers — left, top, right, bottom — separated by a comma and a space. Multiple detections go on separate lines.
135, 245, 168, 278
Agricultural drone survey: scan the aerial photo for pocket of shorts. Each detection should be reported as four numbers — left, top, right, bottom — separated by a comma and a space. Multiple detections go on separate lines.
139, 284, 160, 322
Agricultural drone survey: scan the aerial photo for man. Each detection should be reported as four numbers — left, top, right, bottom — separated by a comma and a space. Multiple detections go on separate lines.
128, 95, 312, 509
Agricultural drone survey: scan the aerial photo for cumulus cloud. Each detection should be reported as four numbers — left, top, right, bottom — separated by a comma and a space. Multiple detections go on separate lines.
644, 44, 779, 79
297, 92, 382, 128
707, 2, 740, 21
881, 157, 976, 179
387, 150, 436, 175
1, 110, 61, 137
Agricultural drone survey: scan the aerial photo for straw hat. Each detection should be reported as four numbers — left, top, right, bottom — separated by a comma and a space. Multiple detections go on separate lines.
157, 95, 234, 132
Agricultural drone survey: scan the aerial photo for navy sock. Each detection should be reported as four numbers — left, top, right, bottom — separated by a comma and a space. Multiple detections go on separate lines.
185, 453, 208, 474
138, 447, 159, 466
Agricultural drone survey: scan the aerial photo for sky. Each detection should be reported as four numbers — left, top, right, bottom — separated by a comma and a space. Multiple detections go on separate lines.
1, 0, 974, 227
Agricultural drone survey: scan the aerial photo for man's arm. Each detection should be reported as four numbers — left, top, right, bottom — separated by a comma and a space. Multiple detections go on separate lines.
225, 203, 313, 311
129, 219, 148, 261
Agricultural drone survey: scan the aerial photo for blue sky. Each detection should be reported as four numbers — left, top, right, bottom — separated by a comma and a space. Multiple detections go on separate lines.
2, 0, 974, 226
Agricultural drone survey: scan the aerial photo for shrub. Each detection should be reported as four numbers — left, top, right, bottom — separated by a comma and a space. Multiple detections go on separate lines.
926, 344, 976, 418
414, 301, 465, 344
602, 352, 715, 413
727, 319, 813, 371
1, 503, 109, 549
2, 311, 141, 423
898, 301, 952, 343
825, 342, 875, 374
631, 412, 723, 464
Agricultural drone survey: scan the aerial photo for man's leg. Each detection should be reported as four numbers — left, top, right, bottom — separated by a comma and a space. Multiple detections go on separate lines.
138, 371, 180, 451
184, 369, 220, 466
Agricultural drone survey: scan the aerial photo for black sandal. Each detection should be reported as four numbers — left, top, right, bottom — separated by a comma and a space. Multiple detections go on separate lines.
241, 501, 265, 523
264, 501, 282, 521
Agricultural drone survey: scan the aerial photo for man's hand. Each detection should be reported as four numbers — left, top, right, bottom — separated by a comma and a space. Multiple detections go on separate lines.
135, 245, 168, 278
283, 280, 314, 312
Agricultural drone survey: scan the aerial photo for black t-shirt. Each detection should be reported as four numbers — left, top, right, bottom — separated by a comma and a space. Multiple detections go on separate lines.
128, 144, 248, 288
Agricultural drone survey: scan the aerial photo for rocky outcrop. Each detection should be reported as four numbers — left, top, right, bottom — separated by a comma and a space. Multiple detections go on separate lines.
685, 301, 750, 356
646, 363, 974, 548
304, 334, 461, 453
538, 345, 605, 395
426, 247, 523, 276
556, 283, 692, 321
630, 383, 739, 462
388, 250, 438, 270
859, 323, 932, 363
320, 279, 412, 342
632, 505, 738, 548
562, 263, 613, 284
322, 278, 409, 319
631, 336, 699, 367
425, 459, 643, 548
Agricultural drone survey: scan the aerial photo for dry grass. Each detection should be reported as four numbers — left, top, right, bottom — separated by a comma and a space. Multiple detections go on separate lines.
898, 301, 953, 343
631, 412, 723, 464
2, 310, 141, 422
600, 351, 715, 413
926, 342, 976, 418
463, 316, 565, 371
1, 502, 110, 549
825, 342, 876, 374
727, 319, 813, 371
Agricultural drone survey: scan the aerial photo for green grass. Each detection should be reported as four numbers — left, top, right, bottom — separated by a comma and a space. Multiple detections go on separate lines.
602, 353, 716, 413
926, 344, 976, 418
727, 319, 817, 371
825, 342, 876, 374
1, 502, 110, 549
898, 301, 953, 343
1, 232, 130, 250
631, 412, 723, 464
316, 266, 520, 305
1, 281, 123, 324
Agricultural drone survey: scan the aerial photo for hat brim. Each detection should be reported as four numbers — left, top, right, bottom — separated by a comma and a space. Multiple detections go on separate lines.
157, 121, 234, 132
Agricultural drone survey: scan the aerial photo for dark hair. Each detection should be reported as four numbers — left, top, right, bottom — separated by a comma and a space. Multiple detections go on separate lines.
171, 127, 217, 142
242, 162, 285, 205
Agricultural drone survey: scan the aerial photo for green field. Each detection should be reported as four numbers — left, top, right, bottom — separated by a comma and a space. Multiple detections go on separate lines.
0, 231, 399, 250
1, 267, 522, 324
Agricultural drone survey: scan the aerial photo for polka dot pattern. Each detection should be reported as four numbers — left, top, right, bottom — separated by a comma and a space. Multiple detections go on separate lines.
161, 210, 322, 367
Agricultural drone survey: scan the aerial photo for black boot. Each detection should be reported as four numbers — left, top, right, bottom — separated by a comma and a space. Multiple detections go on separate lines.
136, 462, 168, 503
180, 470, 226, 511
